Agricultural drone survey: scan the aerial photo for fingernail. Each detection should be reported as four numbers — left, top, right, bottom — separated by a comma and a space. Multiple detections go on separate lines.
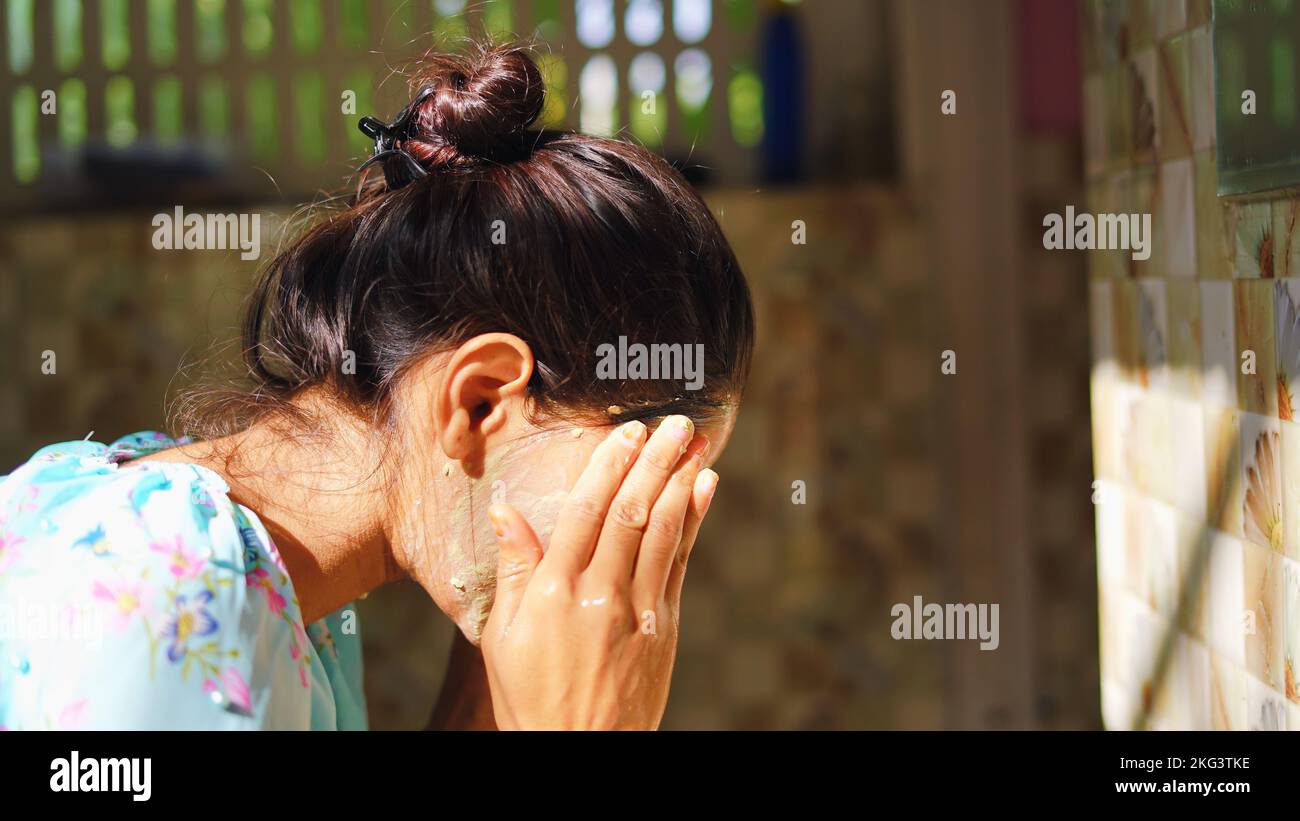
488, 506, 509, 539
698, 469, 719, 510
619, 420, 646, 445
667, 415, 693, 443
695, 436, 711, 459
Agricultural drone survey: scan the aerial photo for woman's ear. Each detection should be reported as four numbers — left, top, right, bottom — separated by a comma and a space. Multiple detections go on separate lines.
434, 333, 534, 466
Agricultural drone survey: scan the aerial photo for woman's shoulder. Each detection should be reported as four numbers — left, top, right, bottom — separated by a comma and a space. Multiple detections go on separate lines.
0, 431, 252, 578
0, 432, 363, 730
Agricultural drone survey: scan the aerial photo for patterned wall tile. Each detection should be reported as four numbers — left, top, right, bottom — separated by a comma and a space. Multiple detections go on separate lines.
1205, 405, 1245, 537
1186, 24, 1217, 151
1242, 539, 1284, 690
1195, 149, 1233, 278
1234, 201, 1274, 279
1157, 33, 1193, 161
1237, 281, 1279, 416
1092, 0, 1300, 717
1280, 420, 1300, 562
1165, 278, 1201, 398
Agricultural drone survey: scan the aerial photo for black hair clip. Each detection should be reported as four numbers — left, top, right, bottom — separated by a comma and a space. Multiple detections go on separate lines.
357, 85, 436, 190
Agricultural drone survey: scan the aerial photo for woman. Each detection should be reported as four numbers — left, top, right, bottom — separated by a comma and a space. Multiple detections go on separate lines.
0, 44, 752, 730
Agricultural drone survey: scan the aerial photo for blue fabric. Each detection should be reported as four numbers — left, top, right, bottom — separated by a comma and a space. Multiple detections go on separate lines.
0, 432, 367, 730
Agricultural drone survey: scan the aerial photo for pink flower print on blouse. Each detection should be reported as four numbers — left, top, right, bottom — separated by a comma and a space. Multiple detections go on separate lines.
57, 699, 88, 730
0, 530, 24, 573
246, 567, 287, 616
92, 578, 150, 632
151, 535, 204, 580
287, 620, 311, 688
203, 667, 253, 717
17, 485, 39, 514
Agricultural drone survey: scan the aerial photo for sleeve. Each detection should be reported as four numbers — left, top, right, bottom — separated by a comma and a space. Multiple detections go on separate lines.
0, 460, 319, 730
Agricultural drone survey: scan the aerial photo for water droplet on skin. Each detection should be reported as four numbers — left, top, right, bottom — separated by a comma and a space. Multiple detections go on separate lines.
450, 577, 466, 592
443, 463, 453, 477
571, 428, 584, 439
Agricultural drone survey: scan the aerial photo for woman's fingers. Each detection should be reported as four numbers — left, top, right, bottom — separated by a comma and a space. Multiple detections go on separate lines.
542, 420, 647, 575
665, 468, 718, 607
586, 416, 695, 583
632, 435, 709, 606
486, 503, 543, 632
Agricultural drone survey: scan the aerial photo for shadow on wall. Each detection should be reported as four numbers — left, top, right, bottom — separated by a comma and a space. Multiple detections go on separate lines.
1093, 273, 1298, 730
1084, 0, 1299, 730
1092, 263, 1300, 731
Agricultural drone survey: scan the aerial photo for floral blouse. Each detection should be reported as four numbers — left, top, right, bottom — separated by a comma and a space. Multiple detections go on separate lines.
0, 432, 367, 730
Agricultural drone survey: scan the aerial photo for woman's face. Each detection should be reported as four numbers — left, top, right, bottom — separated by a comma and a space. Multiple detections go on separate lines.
394, 412, 736, 644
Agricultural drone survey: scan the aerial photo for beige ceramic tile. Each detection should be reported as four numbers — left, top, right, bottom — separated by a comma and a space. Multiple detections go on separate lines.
1209, 649, 1248, 730
1283, 556, 1300, 702
1208, 530, 1245, 666
1169, 396, 1207, 519
1138, 279, 1168, 389
1142, 496, 1179, 615
1241, 412, 1283, 552
1282, 420, 1300, 562
1157, 34, 1193, 161
1115, 279, 1144, 385
1199, 279, 1236, 408
1272, 199, 1300, 278
1186, 24, 1215, 150
1243, 538, 1284, 689
1162, 158, 1196, 276
1235, 201, 1274, 279
1274, 280, 1300, 421
1194, 150, 1230, 277
1164, 278, 1201, 399
1175, 512, 1209, 643
1096, 481, 1128, 588
1204, 404, 1244, 537
1246, 671, 1287, 729
1236, 280, 1277, 416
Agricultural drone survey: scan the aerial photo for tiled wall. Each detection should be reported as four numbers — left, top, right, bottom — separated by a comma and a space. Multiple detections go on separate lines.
1085, 0, 1297, 729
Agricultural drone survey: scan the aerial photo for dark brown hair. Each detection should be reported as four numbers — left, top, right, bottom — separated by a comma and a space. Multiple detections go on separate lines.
180, 43, 753, 437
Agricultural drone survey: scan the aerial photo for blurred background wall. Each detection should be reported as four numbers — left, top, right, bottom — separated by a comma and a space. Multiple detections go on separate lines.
0, 0, 1100, 729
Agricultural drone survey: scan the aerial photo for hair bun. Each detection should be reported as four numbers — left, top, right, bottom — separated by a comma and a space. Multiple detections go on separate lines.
408, 46, 545, 161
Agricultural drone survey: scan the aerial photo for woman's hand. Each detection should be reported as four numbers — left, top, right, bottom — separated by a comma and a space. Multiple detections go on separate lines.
480, 416, 717, 730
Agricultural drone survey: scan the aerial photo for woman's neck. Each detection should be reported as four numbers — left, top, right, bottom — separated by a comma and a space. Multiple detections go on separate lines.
137, 416, 403, 624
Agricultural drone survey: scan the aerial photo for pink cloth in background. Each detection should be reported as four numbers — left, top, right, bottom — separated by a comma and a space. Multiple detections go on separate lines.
1019, 0, 1081, 135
